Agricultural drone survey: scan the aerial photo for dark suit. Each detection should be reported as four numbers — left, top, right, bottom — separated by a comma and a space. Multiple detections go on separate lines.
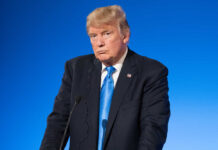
40, 49, 170, 150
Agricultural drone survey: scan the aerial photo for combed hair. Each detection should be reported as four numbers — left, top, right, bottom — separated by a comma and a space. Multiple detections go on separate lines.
86, 5, 130, 35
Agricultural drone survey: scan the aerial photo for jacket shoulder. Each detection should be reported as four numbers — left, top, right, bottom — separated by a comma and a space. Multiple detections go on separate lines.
66, 54, 95, 66
62, 54, 96, 79
130, 50, 167, 72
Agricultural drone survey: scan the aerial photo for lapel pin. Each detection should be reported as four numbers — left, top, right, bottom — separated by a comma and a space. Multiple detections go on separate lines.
127, 73, 132, 78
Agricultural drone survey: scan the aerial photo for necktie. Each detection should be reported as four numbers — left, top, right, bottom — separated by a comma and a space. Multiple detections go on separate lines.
98, 66, 116, 150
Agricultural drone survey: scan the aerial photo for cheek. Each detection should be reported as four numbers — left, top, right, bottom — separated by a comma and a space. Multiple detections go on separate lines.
91, 46, 98, 56
108, 39, 122, 51
107, 38, 121, 48
91, 43, 97, 52
90, 42, 95, 48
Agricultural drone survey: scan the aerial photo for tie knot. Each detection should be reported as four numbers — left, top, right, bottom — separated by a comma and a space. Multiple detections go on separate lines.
106, 66, 115, 76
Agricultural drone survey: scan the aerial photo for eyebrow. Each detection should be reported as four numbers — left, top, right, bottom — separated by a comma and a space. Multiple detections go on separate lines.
88, 29, 113, 36
88, 33, 96, 36
102, 30, 111, 33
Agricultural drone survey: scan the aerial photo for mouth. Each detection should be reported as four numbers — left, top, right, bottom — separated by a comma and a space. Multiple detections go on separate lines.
97, 50, 106, 54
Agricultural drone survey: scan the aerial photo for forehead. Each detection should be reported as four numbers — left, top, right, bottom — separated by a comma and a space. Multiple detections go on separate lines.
88, 24, 119, 34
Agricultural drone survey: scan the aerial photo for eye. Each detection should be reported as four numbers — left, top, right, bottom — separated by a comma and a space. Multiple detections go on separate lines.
103, 31, 111, 38
89, 34, 97, 40
105, 32, 111, 35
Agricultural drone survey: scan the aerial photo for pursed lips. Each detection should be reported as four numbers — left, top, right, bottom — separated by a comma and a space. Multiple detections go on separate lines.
97, 50, 107, 54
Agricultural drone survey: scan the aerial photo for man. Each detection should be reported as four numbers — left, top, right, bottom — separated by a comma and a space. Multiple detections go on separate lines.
40, 5, 170, 150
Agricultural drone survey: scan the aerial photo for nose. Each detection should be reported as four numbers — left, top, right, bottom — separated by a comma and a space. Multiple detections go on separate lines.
96, 36, 105, 47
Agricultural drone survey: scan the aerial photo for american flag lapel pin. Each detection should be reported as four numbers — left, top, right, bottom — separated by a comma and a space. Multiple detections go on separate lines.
127, 73, 132, 78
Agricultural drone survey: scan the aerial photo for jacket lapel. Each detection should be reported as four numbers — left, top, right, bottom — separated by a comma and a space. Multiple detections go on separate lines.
103, 50, 138, 149
80, 57, 102, 149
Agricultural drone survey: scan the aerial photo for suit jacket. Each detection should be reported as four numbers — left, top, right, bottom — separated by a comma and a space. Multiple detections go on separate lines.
40, 49, 170, 150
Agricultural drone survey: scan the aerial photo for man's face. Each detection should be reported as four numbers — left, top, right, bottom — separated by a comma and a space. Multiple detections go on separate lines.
88, 24, 129, 66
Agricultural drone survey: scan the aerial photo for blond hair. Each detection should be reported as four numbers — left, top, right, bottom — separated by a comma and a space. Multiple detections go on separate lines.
86, 5, 130, 35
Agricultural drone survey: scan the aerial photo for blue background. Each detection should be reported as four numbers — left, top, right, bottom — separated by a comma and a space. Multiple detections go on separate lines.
1, 0, 218, 149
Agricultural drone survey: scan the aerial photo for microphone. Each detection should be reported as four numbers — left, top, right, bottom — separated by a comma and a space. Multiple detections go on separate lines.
59, 96, 82, 150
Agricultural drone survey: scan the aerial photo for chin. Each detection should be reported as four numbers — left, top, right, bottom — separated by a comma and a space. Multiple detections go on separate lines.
98, 56, 109, 62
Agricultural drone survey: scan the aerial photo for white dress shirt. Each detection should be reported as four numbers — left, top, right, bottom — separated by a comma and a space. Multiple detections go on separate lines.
101, 48, 128, 88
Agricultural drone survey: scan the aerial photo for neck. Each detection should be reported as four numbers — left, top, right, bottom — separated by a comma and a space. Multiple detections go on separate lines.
103, 46, 128, 67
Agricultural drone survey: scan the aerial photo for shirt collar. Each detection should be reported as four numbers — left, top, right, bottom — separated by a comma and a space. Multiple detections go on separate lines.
101, 47, 128, 73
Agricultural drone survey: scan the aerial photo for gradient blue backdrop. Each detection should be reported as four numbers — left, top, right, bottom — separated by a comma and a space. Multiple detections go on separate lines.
1, 0, 218, 149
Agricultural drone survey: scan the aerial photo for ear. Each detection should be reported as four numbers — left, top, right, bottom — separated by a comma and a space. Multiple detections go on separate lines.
122, 31, 130, 44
